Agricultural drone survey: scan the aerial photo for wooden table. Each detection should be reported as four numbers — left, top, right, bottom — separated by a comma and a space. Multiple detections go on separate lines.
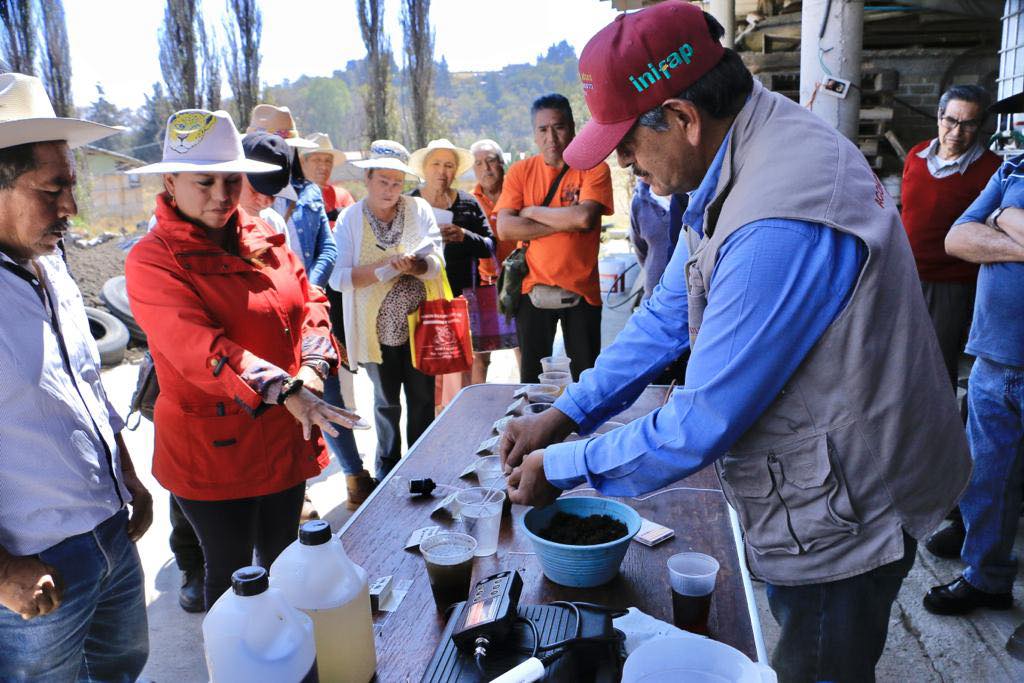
339, 384, 766, 681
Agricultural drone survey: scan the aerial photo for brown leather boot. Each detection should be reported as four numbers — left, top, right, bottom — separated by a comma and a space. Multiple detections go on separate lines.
345, 470, 377, 511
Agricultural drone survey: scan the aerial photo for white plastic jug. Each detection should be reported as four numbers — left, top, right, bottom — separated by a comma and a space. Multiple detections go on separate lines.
203, 566, 318, 683
270, 521, 377, 683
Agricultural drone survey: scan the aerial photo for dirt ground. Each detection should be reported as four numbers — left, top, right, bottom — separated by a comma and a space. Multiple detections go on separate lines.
64, 235, 128, 308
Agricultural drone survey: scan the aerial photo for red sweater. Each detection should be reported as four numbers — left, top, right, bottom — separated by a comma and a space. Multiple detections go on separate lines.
900, 141, 1000, 282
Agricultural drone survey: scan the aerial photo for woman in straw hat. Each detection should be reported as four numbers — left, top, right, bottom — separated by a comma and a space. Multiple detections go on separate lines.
409, 139, 496, 404
125, 109, 365, 609
329, 140, 444, 478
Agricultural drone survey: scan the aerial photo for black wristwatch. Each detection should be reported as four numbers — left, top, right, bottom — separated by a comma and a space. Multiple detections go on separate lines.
277, 377, 304, 404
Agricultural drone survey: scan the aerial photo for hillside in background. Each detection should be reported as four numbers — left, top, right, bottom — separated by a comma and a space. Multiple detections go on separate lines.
266, 40, 587, 157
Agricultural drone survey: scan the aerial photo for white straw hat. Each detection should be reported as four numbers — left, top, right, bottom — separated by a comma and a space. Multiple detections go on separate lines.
0, 72, 123, 150
129, 110, 281, 175
299, 132, 347, 166
409, 138, 474, 178
351, 139, 422, 180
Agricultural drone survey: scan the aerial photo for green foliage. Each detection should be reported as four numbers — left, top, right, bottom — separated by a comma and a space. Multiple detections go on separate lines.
262, 40, 586, 155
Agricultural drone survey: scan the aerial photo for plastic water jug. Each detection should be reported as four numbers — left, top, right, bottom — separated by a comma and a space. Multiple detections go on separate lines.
271, 521, 377, 683
203, 566, 318, 682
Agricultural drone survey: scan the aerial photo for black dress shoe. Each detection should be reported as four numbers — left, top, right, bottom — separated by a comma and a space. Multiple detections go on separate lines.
1008, 622, 1024, 661
178, 568, 206, 613
925, 518, 966, 559
923, 576, 1012, 615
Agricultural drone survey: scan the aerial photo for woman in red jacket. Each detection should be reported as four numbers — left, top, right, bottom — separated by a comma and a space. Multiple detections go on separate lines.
125, 109, 363, 608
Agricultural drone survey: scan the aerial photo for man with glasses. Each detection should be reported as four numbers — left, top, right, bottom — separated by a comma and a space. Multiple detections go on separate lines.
900, 85, 1000, 560
924, 89, 1024, 617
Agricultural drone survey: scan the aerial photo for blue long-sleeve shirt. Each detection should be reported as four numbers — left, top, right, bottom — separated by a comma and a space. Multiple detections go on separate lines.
544, 135, 867, 495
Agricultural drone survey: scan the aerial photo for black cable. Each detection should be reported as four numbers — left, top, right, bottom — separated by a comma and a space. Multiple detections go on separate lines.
516, 615, 540, 658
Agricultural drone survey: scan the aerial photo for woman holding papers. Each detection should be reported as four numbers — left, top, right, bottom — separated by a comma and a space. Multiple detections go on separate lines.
330, 140, 444, 477
409, 139, 496, 404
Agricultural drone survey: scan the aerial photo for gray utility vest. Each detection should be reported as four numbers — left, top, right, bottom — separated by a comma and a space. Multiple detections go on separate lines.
685, 81, 971, 586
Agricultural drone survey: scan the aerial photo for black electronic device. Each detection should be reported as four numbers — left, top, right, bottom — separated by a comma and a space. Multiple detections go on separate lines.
452, 571, 523, 650
410, 478, 437, 496
420, 601, 626, 683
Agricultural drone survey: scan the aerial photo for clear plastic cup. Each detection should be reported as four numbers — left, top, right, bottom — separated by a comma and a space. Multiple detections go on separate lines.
455, 487, 505, 556
420, 532, 477, 611
540, 356, 572, 375
525, 384, 561, 403
538, 371, 572, 396
475, 456, 504, 487
667, 552, 720, 636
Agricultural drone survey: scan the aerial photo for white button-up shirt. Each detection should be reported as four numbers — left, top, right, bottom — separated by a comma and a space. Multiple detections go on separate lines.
0, 249, 128, 555
918, 138, 985, 179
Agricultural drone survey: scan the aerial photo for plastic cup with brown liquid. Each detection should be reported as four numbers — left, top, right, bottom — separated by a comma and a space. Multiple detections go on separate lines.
667, 552, 720, 636
420, 532, 476, 612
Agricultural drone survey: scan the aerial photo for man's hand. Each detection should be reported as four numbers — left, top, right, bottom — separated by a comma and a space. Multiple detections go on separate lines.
507, 450, 561, 506
0, 555, 62, 620
500, 407, 576, 473
115, 434, 152, 542
439, 223, 465, 244
123, 470, 153, 542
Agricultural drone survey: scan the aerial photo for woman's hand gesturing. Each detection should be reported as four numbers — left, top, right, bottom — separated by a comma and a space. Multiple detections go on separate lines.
283, 388, 366, 439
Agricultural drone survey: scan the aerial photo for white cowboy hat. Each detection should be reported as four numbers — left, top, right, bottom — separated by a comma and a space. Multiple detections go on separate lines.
408, 138, 474, 178
299, 132, 347, 166
129, 109, 281, 175
246, 104, 318, 149
351, 139, 422, 180
0, 72, 123, 150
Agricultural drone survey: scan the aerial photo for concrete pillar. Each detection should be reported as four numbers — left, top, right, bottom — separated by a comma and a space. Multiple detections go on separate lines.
799, 0, 864, 141
709, 0, 735, 49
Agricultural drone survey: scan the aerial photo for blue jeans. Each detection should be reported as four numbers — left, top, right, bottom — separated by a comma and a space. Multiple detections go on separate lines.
0, 510, 148, 682
961, 357, 1024, 594
322, 373, 364, 475
766, 533, 916, 683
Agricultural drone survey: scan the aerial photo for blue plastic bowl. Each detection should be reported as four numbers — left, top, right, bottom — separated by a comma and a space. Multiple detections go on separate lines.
521, 497, 641, 588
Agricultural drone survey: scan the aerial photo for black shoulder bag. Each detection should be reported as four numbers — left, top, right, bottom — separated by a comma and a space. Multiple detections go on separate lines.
497, 163, 571, 320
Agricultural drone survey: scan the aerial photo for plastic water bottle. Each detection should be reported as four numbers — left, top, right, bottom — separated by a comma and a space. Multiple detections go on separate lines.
271, 521, 377, 683
203, 566, 318, 682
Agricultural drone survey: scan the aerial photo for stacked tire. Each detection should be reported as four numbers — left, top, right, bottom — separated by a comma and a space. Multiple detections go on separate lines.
101, 276, 146, 343
85, 306, 130, 367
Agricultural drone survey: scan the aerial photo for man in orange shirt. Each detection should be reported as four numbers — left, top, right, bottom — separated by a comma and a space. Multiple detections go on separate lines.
496, 94, 614, 383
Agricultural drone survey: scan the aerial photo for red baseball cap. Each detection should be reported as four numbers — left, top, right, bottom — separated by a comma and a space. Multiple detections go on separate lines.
564, 0, 725, 170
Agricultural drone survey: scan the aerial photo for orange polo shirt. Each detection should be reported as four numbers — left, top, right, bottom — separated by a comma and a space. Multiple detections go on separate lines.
494, 155, 613, 306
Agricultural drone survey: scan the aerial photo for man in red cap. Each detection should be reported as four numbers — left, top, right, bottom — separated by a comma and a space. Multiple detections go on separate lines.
500, 2, 970, 679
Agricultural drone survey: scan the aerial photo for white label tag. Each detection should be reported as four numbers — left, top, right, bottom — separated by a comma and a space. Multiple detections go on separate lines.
476, 435, 501, 455
431, 492, 460, 518
459, 461, 478, 478
633, 517, 675, 547
492, 416, 513, 435
513, 386, 529, 398
377, 578, 413, 612
405, 525, 441, 550
369, 575, 393, 611
505, 397, 526, 415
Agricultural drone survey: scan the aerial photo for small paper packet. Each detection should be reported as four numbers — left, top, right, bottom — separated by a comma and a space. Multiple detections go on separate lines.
505, 397, 527, 416
405, 525, 441, 550
633, 517, 675, 547
430, 491, 460, 518
476, 435, 502, 455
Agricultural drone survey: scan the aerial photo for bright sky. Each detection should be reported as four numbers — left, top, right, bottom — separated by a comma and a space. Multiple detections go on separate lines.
66, 0, 622, 110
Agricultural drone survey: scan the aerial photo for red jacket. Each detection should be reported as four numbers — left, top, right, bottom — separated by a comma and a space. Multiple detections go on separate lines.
126, 194, 331, 500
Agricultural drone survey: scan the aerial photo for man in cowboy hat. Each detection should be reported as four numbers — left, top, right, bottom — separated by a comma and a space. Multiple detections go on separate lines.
925, 89, 1024, 621
300, 132, 355, 225
499, 3, 970, 679
0, 73, 152, 678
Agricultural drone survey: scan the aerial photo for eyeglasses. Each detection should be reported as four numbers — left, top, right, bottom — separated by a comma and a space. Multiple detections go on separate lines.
939, 116, 981, 133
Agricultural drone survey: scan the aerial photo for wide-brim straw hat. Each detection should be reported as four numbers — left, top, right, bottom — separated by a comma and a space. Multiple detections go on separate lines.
0, 72, 123, 150
245, 104, 318, 149
408, 138, 474, 178
351, 139, 422, 180
129, 109, 280, 175
300, 132, 347, 166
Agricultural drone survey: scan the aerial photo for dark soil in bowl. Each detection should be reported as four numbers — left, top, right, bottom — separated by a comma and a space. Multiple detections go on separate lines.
538, 512, 628, 545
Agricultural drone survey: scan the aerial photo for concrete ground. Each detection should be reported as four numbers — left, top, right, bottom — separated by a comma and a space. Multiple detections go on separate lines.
102, 285, 1024, 682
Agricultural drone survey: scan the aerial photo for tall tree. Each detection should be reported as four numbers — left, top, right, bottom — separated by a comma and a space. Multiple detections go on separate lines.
38, 0, 72, 117
0, 0, 35, 75
132, 82, 173, 162
158, 0, 200, 109
86, 84, 132, 154
199, 17, 221, 110
223, 0, 261, 126
400, 0, 434, 149
356, 0, 392, 143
